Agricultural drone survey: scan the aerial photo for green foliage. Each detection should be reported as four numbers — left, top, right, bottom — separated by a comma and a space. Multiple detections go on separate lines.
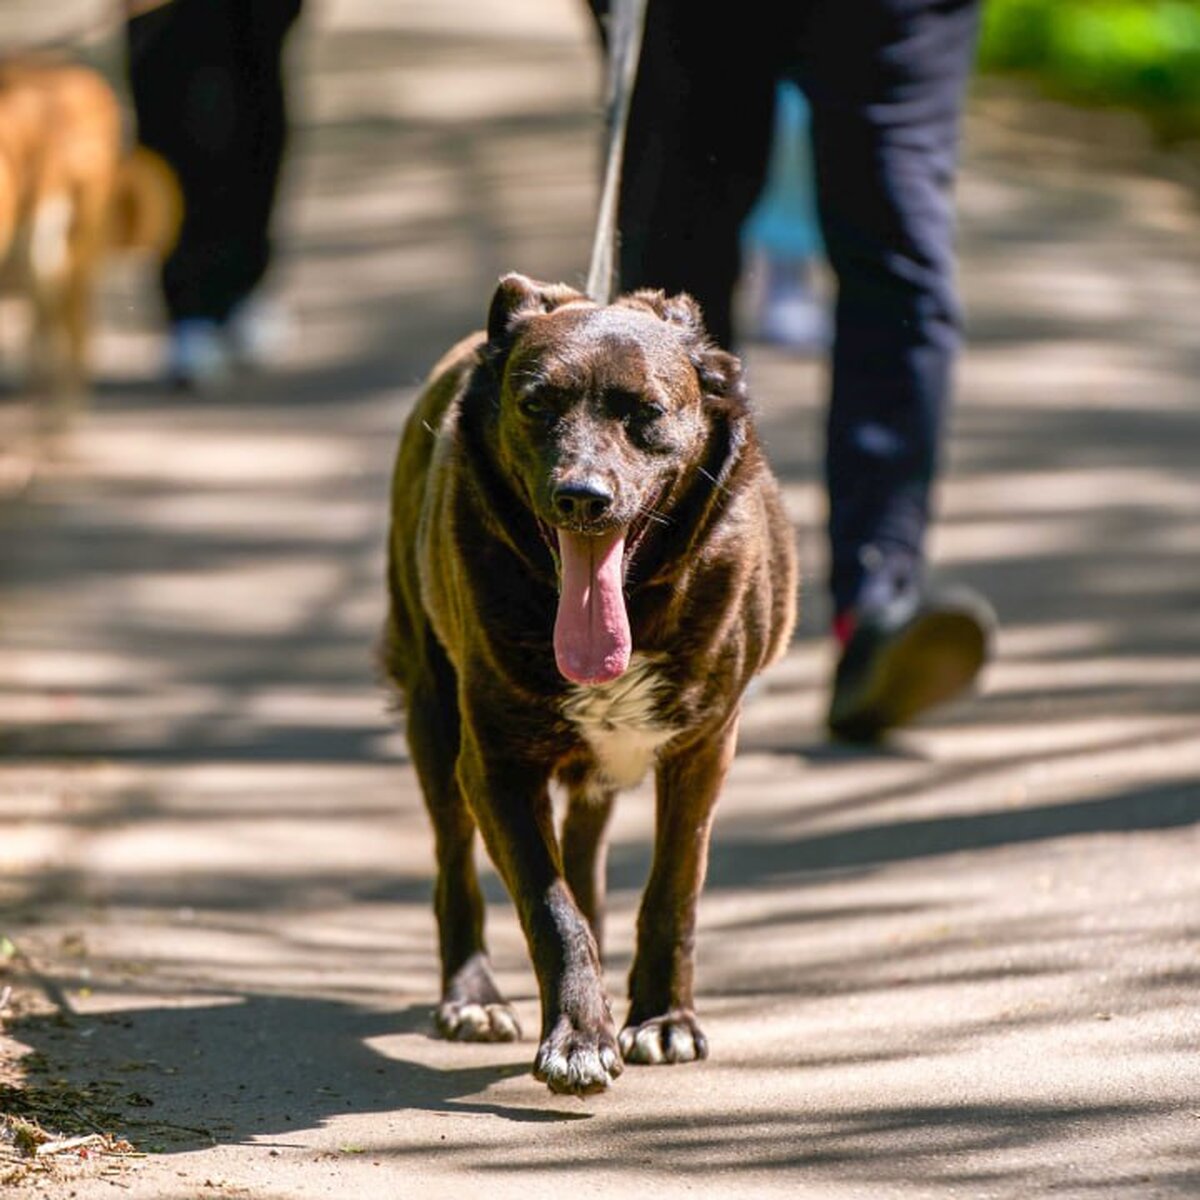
979, 0, 1200, 132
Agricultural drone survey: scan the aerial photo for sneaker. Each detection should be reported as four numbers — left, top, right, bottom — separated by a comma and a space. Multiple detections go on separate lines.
749, 258, 831, 354
167, 319, 232, 391
757, 278, 831, 352
225, 295, 294, 371
827, 585, 995, 742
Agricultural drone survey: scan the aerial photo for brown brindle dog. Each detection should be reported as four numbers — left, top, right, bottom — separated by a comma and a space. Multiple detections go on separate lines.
384, 274, 797, 1096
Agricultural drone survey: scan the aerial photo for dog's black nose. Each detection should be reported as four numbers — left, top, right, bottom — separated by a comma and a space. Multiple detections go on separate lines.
552, 480, 613, 523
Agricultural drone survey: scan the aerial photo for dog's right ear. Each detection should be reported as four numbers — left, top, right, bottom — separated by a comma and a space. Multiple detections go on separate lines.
486, 273, 584, 346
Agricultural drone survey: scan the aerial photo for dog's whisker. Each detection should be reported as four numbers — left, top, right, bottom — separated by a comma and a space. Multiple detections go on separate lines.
697, 466, 731, 496
636, 506, 672, 527
508, 368, 546, 389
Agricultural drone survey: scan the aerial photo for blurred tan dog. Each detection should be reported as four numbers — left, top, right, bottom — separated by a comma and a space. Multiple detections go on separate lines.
0, 59, 180, 421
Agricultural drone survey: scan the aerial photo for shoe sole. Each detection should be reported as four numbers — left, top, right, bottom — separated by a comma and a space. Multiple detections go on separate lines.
829, 608, 989, 742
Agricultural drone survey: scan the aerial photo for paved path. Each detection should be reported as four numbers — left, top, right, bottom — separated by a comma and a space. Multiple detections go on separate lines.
2, 3, 1199, 1197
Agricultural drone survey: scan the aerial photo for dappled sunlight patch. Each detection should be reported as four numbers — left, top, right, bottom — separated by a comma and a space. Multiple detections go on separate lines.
240, 688, 389, 729
0, 682, 224, 732
929, 514, 1093, 563
290, 162, 463, 239
118, 559, 349, 635
774, 478, 822, 527
309, 58, 598, 128
93, 488, 381, 542
959, 340, 1198, 410
904, 713, 1198, 765
82, 810, 405, 879
75, 427, 364, 488
940, 467, 1200, 517
986, 655, 1200, 695
996, 620, 1120, 659
0, 649, 168, 692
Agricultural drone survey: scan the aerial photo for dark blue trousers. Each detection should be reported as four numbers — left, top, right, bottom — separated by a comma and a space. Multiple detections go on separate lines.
127, 0, 303, 324
607, 0, 982, 616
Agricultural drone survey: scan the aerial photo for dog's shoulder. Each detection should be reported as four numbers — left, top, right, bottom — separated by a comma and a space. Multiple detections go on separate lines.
388, 330, 499, 666
393, 331, 486, 485
415, 331, 488, 436
427, 330, 488, 393
709, 440, 798, 671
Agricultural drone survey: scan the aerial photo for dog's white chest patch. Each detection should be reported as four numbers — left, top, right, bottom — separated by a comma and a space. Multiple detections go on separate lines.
561, 653, 676, 790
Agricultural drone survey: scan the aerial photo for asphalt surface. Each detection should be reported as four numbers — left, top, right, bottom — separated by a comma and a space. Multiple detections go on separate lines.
2, 2, 1199, 1197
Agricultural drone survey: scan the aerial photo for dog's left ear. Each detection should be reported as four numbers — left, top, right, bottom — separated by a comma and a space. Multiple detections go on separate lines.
625, 287, 705, 333
624, 287, 748, 414
486, 273, 585, 346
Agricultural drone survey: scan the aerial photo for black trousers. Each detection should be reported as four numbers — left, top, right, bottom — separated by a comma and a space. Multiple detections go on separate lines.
127, 0, 302, 324
598, 0, 981, 615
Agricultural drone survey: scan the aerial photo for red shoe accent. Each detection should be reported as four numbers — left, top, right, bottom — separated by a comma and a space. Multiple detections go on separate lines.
833, 610, 857, 648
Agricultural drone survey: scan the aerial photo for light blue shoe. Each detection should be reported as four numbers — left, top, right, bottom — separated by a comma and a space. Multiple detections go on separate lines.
167, 319, 232, 391
225, 296, 294, 371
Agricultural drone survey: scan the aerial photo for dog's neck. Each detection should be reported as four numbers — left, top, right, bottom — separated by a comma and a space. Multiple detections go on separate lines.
628, 413, 755, 589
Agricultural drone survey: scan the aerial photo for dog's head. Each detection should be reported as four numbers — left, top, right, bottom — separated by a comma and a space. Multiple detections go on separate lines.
482, 273, 749, 687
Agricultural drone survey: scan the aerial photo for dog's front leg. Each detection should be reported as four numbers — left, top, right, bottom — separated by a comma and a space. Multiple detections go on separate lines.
621, 715, 740, 1066
458, 722, 623, 1096
561, 784, 616, 956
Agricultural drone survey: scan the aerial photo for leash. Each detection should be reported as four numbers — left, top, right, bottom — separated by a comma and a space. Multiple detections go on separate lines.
584, 0, 649, 305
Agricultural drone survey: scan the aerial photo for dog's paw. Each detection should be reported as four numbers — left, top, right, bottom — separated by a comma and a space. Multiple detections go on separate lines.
619, 1010, 709, 1065
435, 999, 522, 1043
533, 1017, 623, 1096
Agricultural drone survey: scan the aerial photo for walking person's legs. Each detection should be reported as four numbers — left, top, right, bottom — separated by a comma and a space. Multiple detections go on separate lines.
800, 0, 994, 738
592, 0, 993, 739
608, 0, 786, 349
224, 0, 303, 323
126, 0, 302, 386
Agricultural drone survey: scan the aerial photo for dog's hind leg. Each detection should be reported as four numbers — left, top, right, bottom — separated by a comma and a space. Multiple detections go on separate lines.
621, 716, 740, 1066
561, 783, 616, 958
405, 637, 520, 1044
28, 283, 71, 435
27, 193, 79, 431
59, 259, 93, 399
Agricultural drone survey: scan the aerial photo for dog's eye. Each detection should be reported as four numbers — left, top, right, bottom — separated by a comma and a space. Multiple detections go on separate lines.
518, 393, 554, 421
625, 401, 666, 431
608, 389, 664, 426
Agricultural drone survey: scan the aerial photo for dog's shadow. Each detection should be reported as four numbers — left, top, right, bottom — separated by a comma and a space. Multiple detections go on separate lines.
8, 991, 588, 1154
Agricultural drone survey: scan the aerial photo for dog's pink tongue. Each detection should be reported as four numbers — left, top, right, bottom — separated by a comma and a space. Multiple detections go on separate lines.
554, 528, 631, 685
